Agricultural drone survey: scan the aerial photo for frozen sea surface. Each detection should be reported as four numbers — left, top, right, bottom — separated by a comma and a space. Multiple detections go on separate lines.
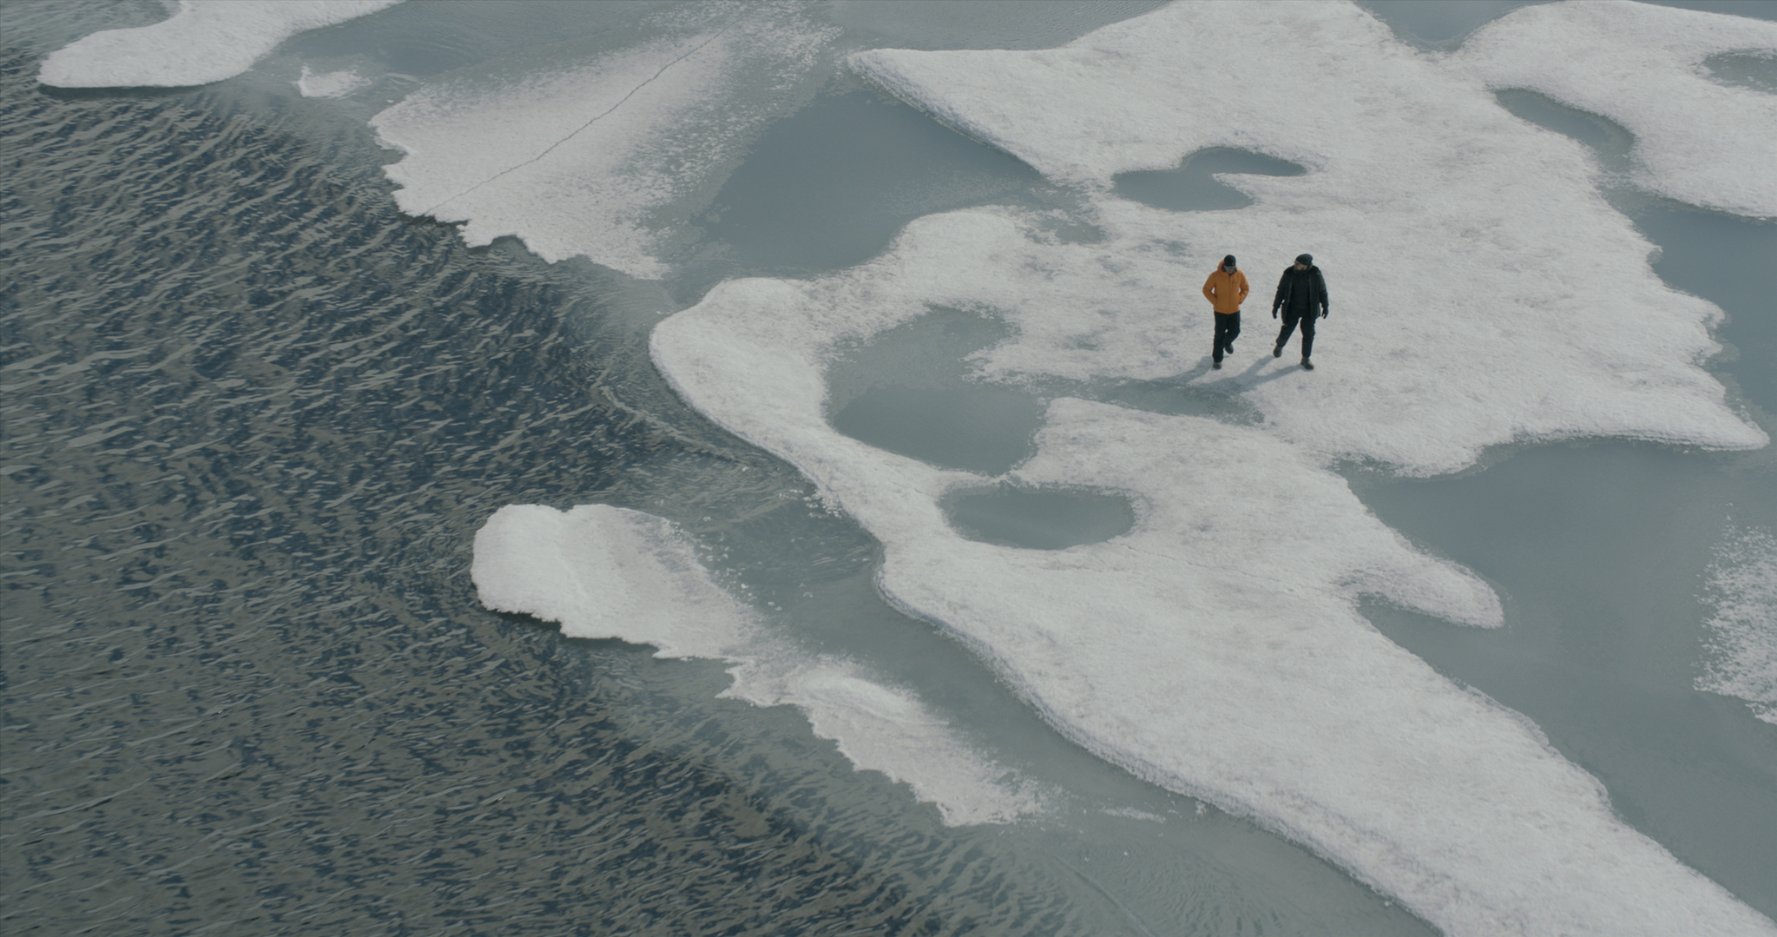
7, 0, 1776, 934
38, 0, 403, 89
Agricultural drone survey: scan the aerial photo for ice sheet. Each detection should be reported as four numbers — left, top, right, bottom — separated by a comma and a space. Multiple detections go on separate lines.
1699, 524, 1777, 724
38, 0, 401, 89
1456, 1, 1777, 218
370, 6, 835, 278
471, 504, 1042, 825
652, 278, 1771, 934
652, 279, 1774, 937
848, 1, 1764, 476
645, 2, 1776, 930
296, 65, 367, 99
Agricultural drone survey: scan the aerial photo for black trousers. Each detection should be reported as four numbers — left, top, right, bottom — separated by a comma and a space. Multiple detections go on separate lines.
1212, 311, 1241, 362
1275, 309, 1317, 359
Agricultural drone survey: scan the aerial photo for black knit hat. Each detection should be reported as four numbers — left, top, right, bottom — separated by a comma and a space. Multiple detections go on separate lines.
1296, 253, 1313, 265
1222, 254, 1237, 268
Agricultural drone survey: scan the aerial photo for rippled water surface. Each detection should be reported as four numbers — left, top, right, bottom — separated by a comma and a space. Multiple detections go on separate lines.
6, 1, 1774, 934
0, 5, 1097, 933
0, 3, 1440, 935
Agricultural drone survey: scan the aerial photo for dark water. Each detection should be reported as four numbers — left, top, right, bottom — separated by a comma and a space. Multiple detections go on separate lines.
1361, 0, 1776, 51
695, 89, 1043, 277
1352, 75, 1777, 922
942, 486, 1136, 551
1646, 0, 1777, 20
0, 6, 1115, 934
828, 309, 1045, 476
1705, 50, 1777, 94
1111, 148, 1307, 213
830, 384, 1043, 475
1357, 441, 1777, 919
0, 4, 1448, 936
823, 0, 1171, 50
1364, 0, 1769, 51
1358, 0, 1543, 49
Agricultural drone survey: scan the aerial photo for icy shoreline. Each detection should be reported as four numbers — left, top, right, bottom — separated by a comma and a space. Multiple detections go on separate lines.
472, 504, 1045, 826
38, 0, 402, 89
651, 3, 1772, 933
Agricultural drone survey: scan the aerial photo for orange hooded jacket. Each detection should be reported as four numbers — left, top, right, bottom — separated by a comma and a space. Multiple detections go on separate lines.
1202, 267, 1250, 314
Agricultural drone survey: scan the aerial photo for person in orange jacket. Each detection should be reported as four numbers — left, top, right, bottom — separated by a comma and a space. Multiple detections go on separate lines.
1202, 254, 1249, 369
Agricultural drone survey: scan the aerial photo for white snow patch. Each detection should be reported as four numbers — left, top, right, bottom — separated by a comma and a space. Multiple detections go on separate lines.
370, 6, 836, 279
1698, 525, 1777, 724
652, 278, 1774, 937
652, 272, 1769, 933
1099, 806, 1168, 824
725, 658, 1046, 825
296, 65, 368, 99
472, 503, 748, 658
1456, 1, 1777, 218
471, 503, 1044, 825
39, 0, 402, 89
848, 3, 1764, 476
644, 3, 1775, 932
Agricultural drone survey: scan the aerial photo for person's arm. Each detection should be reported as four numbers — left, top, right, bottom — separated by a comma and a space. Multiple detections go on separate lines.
1316, 269, 1329, 317
1272, 271, 1288, 317
1202, 272, 1218, 305
1237, 272, 1250, 305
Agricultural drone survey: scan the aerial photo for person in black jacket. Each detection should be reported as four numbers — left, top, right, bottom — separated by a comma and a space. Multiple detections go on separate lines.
1272, 253, 1329, 370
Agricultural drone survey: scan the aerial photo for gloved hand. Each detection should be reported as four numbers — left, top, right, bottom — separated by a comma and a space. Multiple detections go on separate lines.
1271, 308, 1279, 319
1320, 309, 1329, 319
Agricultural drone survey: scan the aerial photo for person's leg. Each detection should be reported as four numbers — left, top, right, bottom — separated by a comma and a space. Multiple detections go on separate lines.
1213, 314, 1232, 362
1274, 313, 1298, 355
1226, 311, 1241, 354
1300, 313, 1316, 360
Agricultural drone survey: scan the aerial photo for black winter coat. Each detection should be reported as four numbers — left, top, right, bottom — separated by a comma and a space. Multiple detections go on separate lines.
1273, 265, 1329, 316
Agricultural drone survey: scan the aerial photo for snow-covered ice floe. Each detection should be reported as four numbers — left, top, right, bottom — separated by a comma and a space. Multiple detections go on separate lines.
1699, 525, 1777, 725
38, 0, 402, 89
296, 65, 368, 99
370, 5, 836, 279
472, 504, 1044, 826
1456, 1, 1777, 219
644, 2, 1775, 934
652, 262, 1772, 937
850, 2, 1765, 477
